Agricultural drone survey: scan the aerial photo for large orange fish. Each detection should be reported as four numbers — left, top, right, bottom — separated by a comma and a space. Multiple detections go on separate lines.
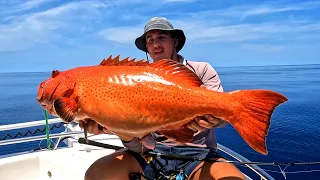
37, 55, 288, 155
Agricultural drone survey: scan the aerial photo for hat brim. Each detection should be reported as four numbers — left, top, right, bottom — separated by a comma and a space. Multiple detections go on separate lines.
135, 29, 186, 53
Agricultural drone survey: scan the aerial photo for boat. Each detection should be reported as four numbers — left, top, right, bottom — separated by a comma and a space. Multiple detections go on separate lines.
0, 117, 276, 180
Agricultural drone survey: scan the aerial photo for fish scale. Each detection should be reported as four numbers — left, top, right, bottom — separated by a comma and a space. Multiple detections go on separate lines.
37, 55, 288, 155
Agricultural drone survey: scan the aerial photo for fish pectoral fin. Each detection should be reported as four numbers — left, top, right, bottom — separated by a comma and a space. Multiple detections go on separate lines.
158, 125, 194, 143
61, 88, 74, 98
53, 97, 78, 123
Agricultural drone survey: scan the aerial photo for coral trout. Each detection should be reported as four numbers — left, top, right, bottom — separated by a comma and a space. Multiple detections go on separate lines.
37, 55, 288, 155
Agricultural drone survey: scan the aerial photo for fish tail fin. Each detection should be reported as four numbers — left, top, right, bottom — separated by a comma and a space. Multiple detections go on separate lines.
227, 90, 288, 155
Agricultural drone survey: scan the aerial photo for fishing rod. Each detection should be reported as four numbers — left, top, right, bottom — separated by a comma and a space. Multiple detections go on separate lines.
78, 137, 320, 166
78, 138, 320, 179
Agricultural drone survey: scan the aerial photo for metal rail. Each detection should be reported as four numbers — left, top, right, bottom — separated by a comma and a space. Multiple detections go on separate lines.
0, 118, 63, 131
0, 131, 83, 146
0, 118, 71, 148
218, 144, 275, 180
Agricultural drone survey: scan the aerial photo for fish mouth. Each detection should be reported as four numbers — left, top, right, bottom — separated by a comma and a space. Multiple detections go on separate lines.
43, 104, 57, 116
37, 82, 45, 102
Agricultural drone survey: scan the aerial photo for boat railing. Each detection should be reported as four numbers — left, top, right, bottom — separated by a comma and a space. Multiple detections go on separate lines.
0, 118, 274, 180
217, 144, 274, 180
0, 118, 77, 149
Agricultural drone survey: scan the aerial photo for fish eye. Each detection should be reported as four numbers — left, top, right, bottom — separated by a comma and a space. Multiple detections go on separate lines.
51, 70, 59, 78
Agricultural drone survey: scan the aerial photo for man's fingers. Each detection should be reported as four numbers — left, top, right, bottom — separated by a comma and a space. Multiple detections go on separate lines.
204, 114, 221, 126
92, 121, 100, 135
79, 121, 84, 129
196, 119, 213, 128
186, 123, 197, 132
79, 119, 106, 135
190, 119, 206, 132
102, 127, 113, 135
87, 121, 93, 133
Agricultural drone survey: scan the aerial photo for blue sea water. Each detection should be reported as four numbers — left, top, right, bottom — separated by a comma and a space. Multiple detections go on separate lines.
0, 64, 320, 180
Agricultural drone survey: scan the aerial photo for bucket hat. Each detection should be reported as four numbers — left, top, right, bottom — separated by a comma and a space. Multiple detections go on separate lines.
135, 17, 186, 53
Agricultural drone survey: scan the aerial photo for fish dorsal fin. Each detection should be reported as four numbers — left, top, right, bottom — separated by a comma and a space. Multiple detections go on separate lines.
149, 59, 203, 87
99, 55, 150, 66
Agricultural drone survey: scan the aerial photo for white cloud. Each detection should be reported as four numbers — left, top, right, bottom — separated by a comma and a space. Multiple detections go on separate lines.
0, 0, 319, 53
30, 1, 106, 17
98, 26, 143, 43
186, 1, 320, 21
16, 0, 56, 12
240, 1, 320, 20
0, 1, 107, 52
0, 0, 57, 15
96, 19, 320, 47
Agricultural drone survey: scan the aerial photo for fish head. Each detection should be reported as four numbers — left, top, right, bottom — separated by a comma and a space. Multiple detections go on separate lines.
37, 69, 75, 116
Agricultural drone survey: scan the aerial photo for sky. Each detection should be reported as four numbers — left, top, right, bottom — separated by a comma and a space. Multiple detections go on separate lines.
0, 0, 319, 72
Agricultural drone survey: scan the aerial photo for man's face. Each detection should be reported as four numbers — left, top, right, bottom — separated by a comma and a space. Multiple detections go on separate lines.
145, 30, 176, 62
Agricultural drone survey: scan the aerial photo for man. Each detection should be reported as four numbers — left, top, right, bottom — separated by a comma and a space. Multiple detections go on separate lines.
82, 17, 246, 180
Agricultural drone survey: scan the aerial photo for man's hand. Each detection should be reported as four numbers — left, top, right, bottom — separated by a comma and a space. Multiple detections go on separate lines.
79, 119, 110, 135
78, 119, 134, 142
186, 114, 223, 132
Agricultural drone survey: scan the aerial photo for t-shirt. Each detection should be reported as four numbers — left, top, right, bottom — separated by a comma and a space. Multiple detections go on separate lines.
122, 54, 227, 153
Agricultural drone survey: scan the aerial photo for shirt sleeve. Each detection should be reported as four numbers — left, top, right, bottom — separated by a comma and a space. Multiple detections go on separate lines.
197, 62, 224, 92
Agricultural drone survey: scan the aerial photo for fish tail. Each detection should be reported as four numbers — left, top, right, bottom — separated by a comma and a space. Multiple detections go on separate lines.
227, 90, 288, 155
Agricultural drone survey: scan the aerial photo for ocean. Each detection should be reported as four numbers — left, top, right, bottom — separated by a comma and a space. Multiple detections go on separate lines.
0, 64, 320, 180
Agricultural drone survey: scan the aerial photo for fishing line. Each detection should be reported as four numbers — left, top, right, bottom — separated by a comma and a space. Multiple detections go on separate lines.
235, 163, 320, 179
262, 169, 320, 174
148, 153, 320, 180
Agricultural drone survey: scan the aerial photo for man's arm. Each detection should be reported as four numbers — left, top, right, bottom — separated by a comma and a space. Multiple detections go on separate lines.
189, 61, 228, 129
202, 62, 228, 128
121, 138, 148, 153
199, 62, 224, 92
79, 120, 149, 153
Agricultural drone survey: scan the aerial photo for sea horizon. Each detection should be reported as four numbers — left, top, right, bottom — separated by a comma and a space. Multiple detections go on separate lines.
0, 62, 319, 74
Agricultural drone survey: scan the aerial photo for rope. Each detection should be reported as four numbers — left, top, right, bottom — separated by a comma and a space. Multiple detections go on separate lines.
44, 109, 51, 149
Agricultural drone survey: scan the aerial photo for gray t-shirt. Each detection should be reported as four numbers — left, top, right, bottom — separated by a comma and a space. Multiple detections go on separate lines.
122, 54, 227, 153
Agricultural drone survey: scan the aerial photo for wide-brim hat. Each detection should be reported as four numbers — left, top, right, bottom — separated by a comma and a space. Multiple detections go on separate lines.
135, 17, 186, 53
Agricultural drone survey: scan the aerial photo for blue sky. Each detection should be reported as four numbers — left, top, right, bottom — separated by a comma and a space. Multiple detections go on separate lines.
0, 0, 319, 72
